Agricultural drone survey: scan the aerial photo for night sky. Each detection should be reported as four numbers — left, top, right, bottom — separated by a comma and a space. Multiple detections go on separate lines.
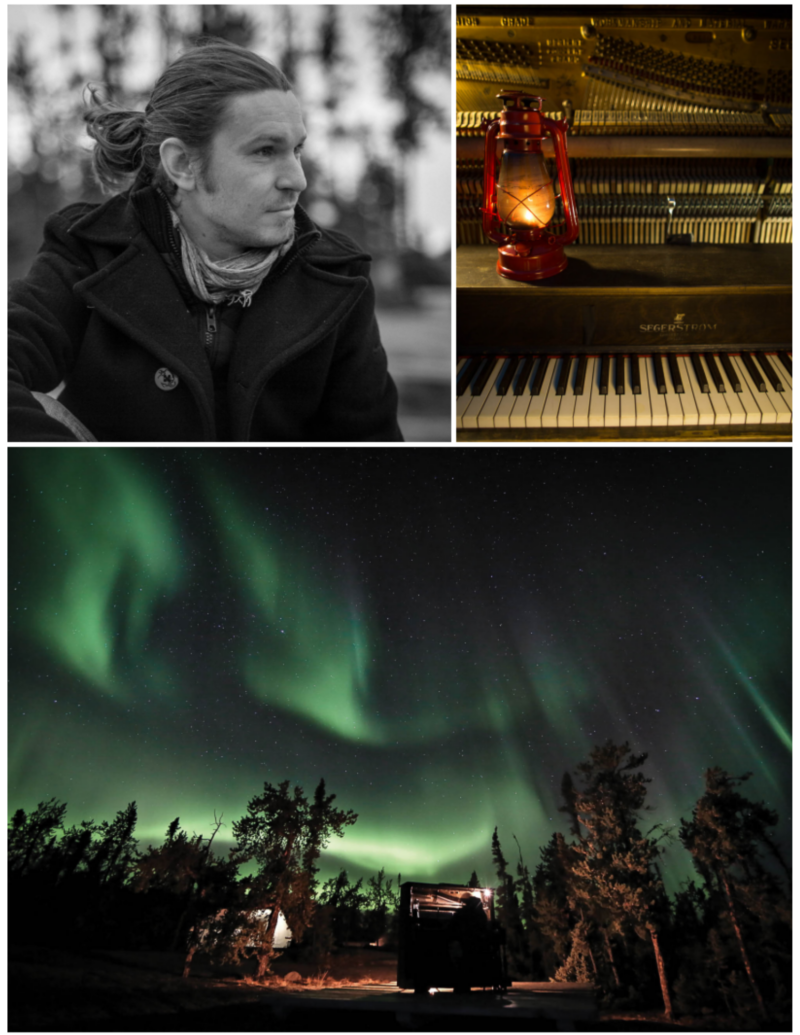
8, 447, 792, 895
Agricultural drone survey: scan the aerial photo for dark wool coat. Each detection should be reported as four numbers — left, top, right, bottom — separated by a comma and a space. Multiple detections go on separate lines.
9, 186, 402, 442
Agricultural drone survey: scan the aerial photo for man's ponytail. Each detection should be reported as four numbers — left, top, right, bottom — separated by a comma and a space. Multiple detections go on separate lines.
83, 90, 150, 191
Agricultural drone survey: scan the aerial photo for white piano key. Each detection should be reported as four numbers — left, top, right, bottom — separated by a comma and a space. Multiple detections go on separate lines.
481, 359, 512, 429
455, 357, 468, 428
572, 356, 594, 428
588, 357, 606, 427
556, 359, 579, 429
702, 355, 733, 425
754, 354, 792, 424
662, 358, 685, 426
731, 354, 776, 424
676, 356, 700, 426
462, 358, 505, 429
767, 353, 793, 417
682, 355, 716, 426
476, 360, 512, 429
509, 361, 537, 428
717, 357, 753, 423
644, 357, 668, 426
634, 357, 652, 427
456, 382, 475, 429
619, 357, 637, 427
771, 354, 792, 391
603, 359, 621, 427
493, 359, 524, 429
542, 357, 567, 428
526, 358, 556, 428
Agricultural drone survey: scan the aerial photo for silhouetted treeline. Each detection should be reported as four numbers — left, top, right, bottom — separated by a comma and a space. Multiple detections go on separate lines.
7, 778, 367, 977
8, 742, 791, 1027
489, 741, 791, 1026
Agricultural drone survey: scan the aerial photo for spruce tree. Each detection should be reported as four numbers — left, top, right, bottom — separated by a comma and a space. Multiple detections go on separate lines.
533, 832, 580, 976
564, 741, 674, 1018
133, 814, 237, 972
679, 768, 782, 1018
87, 802, 139, 886
8, 799, 68, 877
230, 778, 357, 979
491, 827, 527, 977
318, 869, 367, 946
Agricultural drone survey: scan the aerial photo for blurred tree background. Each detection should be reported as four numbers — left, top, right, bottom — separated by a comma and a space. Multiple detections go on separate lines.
8, 4, 451, 440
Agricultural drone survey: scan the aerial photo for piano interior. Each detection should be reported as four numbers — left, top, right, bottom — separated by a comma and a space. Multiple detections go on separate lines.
456, 6, 792, 440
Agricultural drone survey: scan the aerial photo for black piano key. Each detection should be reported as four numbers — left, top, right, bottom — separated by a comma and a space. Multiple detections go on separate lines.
573, 354, 588, 396
457, 357, 482, 397
598, 354, 610, 396
777, 351, 792, 377
719, 353, 742, 392
555, 356, 571, 397
667, 354, 684, 394
630, 355, 641, 395
514, 356, 534, 396
754, 352, 784, 393
614, 355, 625, 395
690, 353, 710, 393
703, 353, 725, 393
530, 356, 550, 396
741, 352, 766, 392
470, 357, 494, 396
652, 354, 667, 395
496, 357, 519, 397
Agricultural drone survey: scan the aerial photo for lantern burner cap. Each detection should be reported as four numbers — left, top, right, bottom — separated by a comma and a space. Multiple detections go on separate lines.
497, 92, 545, 112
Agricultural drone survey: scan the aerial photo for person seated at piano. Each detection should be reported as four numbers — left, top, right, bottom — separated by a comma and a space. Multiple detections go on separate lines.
9, 39, 402, 442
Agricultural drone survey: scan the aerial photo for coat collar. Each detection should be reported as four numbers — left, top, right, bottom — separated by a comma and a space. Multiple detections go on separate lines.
67, 184, 369, 274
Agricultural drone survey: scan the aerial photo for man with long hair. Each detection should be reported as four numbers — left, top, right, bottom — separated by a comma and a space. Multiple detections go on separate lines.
9, 39, 402, 442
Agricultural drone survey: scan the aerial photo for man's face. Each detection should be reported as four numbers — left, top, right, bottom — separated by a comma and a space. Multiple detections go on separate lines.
179, 89, 308, 259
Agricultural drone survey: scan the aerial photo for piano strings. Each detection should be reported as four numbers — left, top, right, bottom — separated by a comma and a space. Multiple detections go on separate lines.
457, 155, 792, 246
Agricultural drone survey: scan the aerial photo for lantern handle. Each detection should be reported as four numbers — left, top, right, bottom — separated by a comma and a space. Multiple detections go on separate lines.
540, 114, 580, 246
481, 117, 511, 245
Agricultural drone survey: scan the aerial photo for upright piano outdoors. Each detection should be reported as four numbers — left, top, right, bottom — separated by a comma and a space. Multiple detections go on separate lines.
397, 882, 509, 993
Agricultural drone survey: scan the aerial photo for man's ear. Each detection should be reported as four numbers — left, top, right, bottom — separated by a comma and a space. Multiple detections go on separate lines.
159, 137, 198, 192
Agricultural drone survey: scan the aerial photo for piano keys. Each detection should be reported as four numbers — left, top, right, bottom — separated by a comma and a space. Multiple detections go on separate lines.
456, 243, 791, 440
456, 352, 792, 438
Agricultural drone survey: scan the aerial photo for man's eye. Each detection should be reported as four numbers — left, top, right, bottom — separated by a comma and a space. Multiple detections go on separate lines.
294, 147, 304, 158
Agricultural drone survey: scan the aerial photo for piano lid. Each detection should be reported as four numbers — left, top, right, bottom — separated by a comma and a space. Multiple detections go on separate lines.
457, 244, 791, 351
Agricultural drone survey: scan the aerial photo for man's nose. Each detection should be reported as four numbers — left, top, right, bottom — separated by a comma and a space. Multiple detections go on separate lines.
277, 155, 307, 193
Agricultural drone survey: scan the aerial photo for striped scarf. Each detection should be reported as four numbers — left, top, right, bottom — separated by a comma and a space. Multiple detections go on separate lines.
170, 208, 294, 307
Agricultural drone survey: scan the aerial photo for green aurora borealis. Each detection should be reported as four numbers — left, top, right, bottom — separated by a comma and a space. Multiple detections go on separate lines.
8, 447, 791, 892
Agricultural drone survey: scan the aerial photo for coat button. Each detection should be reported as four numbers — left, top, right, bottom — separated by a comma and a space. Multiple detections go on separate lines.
155, 368, 179, 391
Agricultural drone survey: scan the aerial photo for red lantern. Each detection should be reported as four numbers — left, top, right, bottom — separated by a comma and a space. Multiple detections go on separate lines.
482, 92, 579, 281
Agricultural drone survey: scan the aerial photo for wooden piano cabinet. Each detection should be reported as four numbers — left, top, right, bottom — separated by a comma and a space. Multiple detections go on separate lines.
457, 245, 790, 354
